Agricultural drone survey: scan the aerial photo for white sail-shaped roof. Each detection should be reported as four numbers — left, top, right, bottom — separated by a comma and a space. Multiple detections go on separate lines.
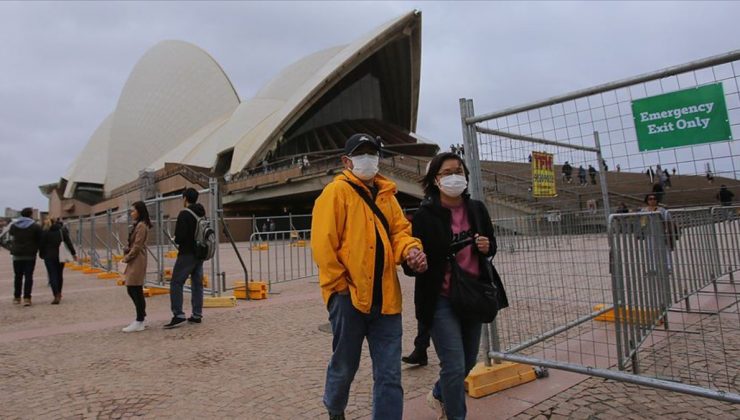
104, 40, 239, 192
63, 114, 112, 198
60, 10, 421, 198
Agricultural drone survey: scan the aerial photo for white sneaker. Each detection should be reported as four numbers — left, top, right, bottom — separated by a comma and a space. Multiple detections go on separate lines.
426, 390, 446, 420
122, 321, 145, 333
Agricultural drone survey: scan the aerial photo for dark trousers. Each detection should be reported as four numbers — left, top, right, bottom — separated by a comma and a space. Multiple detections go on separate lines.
413, 320, 431, 352
44, 258, 64, 296
13, 260, 36, 299
126, 286, 146, 322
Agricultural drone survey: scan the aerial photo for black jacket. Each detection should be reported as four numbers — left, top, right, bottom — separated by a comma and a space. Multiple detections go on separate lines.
405, 193, 506, 327
9, 218, 42, 259
39, 223, 76, 261
174, 203, 206, 255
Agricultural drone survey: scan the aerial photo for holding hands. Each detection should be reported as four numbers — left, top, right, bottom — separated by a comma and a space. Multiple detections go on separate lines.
406, 248, 428, 273
474, 234, 490, 254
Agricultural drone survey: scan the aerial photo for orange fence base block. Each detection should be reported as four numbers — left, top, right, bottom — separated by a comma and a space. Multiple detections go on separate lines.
116, 279, 126, 286
66, 263, 84, 271
233, 281, 268, 300
97, 272, 121, 279
593, 304, 664, 325
165, 250, 178, 259
143, 287, 170, 298
203, 296, 237, 308
464, 361, 537, 398
251, 243, 269, 251
83, 268, 105, 274
112, 254, 124, 262
290, 240, 307, 247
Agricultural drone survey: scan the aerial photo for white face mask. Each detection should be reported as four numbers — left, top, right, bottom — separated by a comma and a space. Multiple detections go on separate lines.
350, 155, 379, 180
438, 174, 467, 197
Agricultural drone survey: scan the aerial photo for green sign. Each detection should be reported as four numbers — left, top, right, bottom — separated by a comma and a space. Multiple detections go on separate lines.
632, 83, 732, 151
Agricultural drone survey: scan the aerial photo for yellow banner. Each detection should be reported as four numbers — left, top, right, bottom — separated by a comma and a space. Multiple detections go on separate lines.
531, 152, 557, 197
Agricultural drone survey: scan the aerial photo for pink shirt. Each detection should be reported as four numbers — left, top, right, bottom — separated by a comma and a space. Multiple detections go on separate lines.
441, 202, 480, 296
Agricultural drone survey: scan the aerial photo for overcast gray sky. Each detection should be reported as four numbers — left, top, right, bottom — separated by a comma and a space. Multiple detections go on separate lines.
1, 1, 739, 212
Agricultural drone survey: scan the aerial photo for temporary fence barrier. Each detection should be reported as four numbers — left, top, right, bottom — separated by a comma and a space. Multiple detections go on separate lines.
62, 179, 223, 297
459, 50, 740, 402
240, 230, 317, 291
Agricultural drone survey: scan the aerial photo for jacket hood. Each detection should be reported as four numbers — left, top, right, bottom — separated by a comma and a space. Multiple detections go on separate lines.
13, 217, 35, 229
188, 203, 206, 217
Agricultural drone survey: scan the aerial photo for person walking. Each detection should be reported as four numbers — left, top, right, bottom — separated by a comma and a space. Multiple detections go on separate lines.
39, 217, 76, 304
164, 188, 207, 329
588, 165, 597, 185
578, 165, 587, 186
311, 133, 427, 420
121, 201, 152, 332
561, 161, 573, 184
9, 208, 42, 306
405, 152, 504, 420
717, 185, 735, 206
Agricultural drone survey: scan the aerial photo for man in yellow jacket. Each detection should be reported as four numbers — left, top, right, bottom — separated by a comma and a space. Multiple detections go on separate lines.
312, 133, 427, 420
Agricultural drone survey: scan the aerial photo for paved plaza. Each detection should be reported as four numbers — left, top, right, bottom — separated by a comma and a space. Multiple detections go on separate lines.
1, 247, 738, 419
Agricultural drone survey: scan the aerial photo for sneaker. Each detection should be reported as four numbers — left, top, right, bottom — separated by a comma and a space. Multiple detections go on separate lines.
426, 390, 446, 420
122, 321, 146, 333
187, 316, 202, 324
402, 349, 428, 366
51, 294, 60, 305
13, 298, 21, 305
163, 317, 187, 329
23, 298, 32, 307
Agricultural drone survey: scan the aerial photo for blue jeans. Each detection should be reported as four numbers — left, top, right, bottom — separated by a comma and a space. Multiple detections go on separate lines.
324, 293, 403, 419
430, 297, 482, 420
169, 253, 204, 318
13, 259, 36, 299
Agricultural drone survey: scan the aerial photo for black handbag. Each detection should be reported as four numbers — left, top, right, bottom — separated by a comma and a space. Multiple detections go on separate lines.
447, 237, 504, 323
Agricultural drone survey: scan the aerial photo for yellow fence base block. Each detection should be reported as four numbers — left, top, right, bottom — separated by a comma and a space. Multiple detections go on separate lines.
233, 280, 268, 300
66, 263, 84, 271
251, 243, 269, 251
593, 304, 664, 325
143, 287, 170, 298
116, 279, 126, 286
290, 240, 307, 247
165, 250, 178, 259
83, 268, 105, 274
112, 254, 124, 262
203, 296, 237, 308
97, 272, 121, 279
464, 361, 538, 398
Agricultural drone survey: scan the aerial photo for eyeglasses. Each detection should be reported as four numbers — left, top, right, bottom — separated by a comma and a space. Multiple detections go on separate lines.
437, 169, 465, 177
647, 197, 657, 201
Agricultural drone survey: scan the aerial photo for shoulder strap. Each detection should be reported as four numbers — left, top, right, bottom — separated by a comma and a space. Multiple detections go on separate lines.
183, 208, 202, 221
342, 179, 390, 237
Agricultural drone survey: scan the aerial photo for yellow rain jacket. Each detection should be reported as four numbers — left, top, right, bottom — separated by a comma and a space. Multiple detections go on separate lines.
311, 170, 422, 315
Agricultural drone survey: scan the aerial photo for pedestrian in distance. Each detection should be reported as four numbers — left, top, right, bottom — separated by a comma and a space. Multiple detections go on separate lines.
404, 152, 503, 420
578, 165, 587, 186
311, 133, 427, 420
561, 161, 573, 184
39, 217, 77, 304
121, 201, 151, 332
164, 188, 207, 329
9, 208, 42, 306
588, 165, 597, 185
652, 182, 665, 204
717, 185, 735, 206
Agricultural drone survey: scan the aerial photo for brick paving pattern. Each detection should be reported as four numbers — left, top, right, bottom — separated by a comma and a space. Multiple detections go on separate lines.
1, 247, 737, 419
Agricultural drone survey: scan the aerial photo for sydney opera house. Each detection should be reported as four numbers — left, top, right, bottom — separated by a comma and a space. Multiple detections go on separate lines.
41, 10, 437, 219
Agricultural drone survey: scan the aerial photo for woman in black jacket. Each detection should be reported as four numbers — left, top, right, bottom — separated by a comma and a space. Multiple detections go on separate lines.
39, 218, 77, 304
407, 152, 504, 420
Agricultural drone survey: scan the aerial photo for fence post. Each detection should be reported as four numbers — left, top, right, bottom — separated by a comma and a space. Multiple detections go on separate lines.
89, 216, 96, 267
594, 131, 611, 222
106, 209, 113, 272
460, 97, 499, 367
209, 178, 220, 297
156, 197, 163, 285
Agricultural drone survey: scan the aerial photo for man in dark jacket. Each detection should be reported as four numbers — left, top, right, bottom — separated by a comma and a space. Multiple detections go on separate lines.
10, 208, 42, 306
164, 188, 207, 328
39, 220, 77, 304
717, 185, 735, 206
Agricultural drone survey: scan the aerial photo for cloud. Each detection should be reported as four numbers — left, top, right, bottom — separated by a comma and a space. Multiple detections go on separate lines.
1, 1, 739, 211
